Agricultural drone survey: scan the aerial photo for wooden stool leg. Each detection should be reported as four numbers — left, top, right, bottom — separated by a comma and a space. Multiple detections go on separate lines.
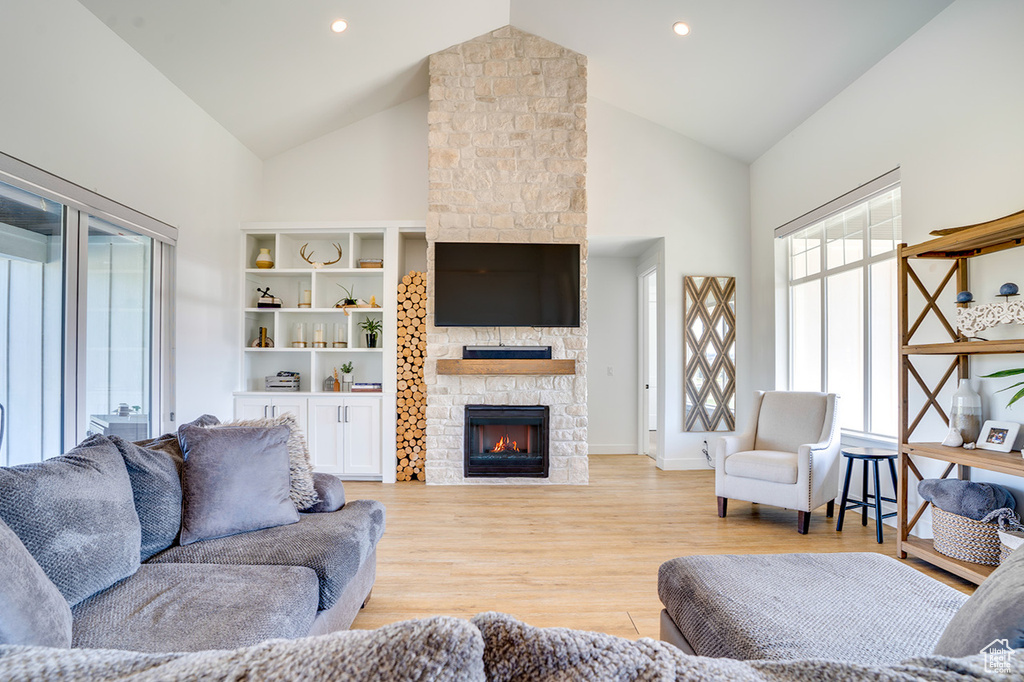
872, 460, 884, 544
717, 496, 727, 518
797, 510, 810, 534
887, 458, 899, 494
836, 457, 854, 531
861, 460, 869, 526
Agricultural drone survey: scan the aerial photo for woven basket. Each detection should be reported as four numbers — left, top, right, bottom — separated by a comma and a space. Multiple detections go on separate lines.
931, 506, 1001, 566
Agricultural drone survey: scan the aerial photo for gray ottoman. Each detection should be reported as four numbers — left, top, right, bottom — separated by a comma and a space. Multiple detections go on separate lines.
658, 553, 967, 665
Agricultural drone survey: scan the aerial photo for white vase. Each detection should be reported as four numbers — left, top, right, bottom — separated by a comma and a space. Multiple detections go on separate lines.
255, 248, 274, 269
950, 379, 983, 444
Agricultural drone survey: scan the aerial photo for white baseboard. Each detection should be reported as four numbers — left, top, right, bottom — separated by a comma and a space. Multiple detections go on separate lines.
588, 444, 639, 455
657, 456, 712, 471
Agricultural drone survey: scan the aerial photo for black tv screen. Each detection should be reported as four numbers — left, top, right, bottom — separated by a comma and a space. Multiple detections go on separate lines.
434, 242, 581, 327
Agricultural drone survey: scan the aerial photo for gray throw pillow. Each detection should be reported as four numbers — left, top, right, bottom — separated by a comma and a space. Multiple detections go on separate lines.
0, 516, 73, 648
934, 532, 1024, 656
178, 424, 299, 546
109, 436, 182, 561
0, 434, 142, 606
209, 414, 320, 511
305, 472, 346, 513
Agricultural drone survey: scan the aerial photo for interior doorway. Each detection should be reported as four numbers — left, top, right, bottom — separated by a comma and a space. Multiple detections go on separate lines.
639, 266, 658, 458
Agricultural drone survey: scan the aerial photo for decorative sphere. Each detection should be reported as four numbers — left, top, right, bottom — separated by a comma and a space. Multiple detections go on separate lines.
955, 291, 974, 303
999, 282, 1019, 296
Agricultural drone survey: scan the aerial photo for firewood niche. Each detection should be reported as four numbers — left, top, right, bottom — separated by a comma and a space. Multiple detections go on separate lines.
396, 271, 426, 481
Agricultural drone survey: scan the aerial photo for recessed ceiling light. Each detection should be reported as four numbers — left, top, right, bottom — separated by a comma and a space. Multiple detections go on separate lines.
673, 21, 690, 36
331, 19, 348, 33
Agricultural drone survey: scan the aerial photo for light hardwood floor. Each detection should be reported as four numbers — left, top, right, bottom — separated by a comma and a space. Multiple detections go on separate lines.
345, 454, 974, 639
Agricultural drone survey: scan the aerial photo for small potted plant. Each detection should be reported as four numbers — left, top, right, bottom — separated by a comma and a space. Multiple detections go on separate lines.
334, 283, 357, 308
359, 318, 383, 348
340, 362, 354, 392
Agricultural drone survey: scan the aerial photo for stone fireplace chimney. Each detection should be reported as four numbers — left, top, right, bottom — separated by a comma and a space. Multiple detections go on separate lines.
424, 26, 588, 484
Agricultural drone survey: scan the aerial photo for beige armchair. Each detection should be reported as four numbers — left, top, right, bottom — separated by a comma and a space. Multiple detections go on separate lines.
715, 391, 841, 534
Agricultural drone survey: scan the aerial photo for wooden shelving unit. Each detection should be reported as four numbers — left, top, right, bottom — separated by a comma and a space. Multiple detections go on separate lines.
897, 208, 1024, 584
436, 359, 576, 375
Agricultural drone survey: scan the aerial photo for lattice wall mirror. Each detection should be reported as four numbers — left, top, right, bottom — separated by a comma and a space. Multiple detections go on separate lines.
684, 276, 736, 432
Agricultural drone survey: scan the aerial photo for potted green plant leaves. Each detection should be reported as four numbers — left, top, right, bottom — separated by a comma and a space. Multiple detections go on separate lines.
335, 283, 357, 307
359, 317, 383, 348
982, 367, 1024, 408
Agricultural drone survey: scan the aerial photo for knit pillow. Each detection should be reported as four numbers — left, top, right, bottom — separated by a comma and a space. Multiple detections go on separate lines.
109, 436, 182, 561
0, 516, 73, 648
207, 414, 319, 511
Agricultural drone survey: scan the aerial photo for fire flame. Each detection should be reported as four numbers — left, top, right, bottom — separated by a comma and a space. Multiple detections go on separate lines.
491, 434, 521, 453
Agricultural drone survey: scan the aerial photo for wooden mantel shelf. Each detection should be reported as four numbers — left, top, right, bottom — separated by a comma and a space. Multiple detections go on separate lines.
436, 359, 575, 375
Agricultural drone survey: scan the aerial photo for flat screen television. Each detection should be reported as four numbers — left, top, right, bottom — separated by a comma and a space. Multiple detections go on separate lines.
434, 242, 580, 327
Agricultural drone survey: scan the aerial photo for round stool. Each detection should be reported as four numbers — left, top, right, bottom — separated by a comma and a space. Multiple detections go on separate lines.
836, 447, 898, 544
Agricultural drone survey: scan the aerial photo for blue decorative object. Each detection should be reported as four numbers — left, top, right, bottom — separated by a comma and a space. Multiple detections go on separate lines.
955, 291, 974, 303
999, 282, 1019, 297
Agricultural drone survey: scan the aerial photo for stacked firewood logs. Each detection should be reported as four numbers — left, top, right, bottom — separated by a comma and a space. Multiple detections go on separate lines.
396, 271, 427, 481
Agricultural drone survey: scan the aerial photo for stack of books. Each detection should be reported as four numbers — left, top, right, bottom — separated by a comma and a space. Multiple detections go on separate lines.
351, 382, 383, 393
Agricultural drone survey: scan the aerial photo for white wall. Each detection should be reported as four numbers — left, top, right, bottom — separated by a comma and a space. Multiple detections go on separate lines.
588, 99, 751, 469
0, 0, 262, 429
259, 96, 428, 220
751, 0, 1024, 528
587, 256, 639, 454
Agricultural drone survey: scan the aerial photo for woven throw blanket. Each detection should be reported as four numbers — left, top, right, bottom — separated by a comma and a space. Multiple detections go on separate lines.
2, 613, 1020, 681
472, 612, 1024, 682
0, 616, 485, 682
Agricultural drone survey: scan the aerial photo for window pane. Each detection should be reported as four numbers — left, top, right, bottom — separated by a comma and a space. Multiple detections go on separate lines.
0, 181, 65, 464
827, 269, 864, 431
870, 260, 898, 436
85, 217, 153, 441
791, 281, 821, 392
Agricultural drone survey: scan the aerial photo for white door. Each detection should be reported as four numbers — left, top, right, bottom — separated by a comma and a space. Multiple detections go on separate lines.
234, 397, 271, 421
343, 397, 381, 476
307, 398, 345, 474
271, 397, 308, 434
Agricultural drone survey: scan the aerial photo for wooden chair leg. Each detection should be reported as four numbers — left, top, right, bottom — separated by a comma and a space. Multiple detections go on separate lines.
826, 499, 835, 518
797, 510, 810, 534
361, 589, 373, 609
717, 496, 728, 518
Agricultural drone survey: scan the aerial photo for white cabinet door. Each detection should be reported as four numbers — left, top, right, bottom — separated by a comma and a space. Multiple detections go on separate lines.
234, 397, 271, 421
343, 397, 381, 476
270, 397, 308, 434
307, 398, 345, 475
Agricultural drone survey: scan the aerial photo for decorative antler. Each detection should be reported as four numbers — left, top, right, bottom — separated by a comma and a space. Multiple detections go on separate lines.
299, 243, 344, 269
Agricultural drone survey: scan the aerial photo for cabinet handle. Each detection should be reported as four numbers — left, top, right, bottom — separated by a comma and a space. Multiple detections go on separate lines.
338, 406, 343, 423
345, 406, 350, 423
264, 405, 268, 419
273, 405, 278, 417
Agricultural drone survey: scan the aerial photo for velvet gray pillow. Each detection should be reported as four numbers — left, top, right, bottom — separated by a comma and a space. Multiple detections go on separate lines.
934, 531, 1024, 656
109, 435, 182, 561
0, 516, 73, 648
0, 434, 142, 606
211, 414, 319, 511
178, 424, 299, 546
304, 472, 346, 513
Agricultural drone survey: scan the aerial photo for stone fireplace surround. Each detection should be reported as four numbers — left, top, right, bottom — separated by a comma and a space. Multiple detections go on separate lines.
424, 26, 589, 485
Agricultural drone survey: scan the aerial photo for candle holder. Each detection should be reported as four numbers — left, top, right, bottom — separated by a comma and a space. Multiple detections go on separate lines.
312, 322, 327, 348
291, 322, 308, 348
298, 284, 312, 309
332, 323, 347, 348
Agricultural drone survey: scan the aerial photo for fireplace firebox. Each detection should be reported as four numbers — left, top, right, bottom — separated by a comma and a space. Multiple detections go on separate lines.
464, 405, 549, 477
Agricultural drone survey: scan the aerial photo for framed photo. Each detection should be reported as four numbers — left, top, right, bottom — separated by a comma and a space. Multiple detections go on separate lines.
977, 420, 1020, 453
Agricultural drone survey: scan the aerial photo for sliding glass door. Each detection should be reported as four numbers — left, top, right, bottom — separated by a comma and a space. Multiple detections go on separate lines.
0, 153, 176, 465
83, 217, 154, 442
0, 180, 65, 465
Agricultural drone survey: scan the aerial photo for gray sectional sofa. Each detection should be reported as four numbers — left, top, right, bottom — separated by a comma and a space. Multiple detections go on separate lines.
0, 422, 385, 653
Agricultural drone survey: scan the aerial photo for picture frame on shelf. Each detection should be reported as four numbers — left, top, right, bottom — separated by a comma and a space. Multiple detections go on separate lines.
976, 420, 1020, 453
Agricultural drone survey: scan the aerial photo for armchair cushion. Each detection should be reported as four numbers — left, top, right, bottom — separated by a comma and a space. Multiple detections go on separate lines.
753, 392, 828, 453
723, 450, 798, 484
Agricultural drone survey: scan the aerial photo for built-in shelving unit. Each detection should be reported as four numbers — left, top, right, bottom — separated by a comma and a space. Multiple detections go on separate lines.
897, 208, 1024, 584
236, 222, 426, 483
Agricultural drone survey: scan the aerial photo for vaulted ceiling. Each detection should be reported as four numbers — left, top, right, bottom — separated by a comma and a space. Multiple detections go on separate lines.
77, 0, 953, 162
